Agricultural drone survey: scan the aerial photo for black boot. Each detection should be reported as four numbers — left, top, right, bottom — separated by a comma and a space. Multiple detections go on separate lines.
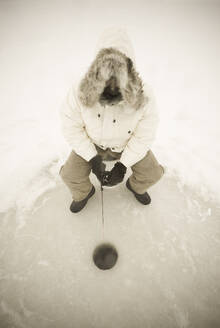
126, 179, 151, 205
70, 186, 95, 213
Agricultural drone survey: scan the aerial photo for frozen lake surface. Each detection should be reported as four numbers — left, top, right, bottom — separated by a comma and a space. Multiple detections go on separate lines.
1, 171, 220, 328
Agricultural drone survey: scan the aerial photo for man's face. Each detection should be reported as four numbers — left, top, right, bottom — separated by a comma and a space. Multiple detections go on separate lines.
99, 76, 123, 106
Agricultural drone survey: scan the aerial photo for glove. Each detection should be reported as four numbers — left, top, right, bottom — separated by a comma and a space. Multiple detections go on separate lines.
89, 155, 106, 183
103, 161, 127, 186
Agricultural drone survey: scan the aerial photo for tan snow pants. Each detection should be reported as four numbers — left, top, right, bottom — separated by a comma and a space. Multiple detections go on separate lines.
59, 145, 164, 201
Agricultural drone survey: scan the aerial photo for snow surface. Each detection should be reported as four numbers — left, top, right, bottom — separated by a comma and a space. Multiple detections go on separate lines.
0, 1, 220, 327
1, 172, 220, 328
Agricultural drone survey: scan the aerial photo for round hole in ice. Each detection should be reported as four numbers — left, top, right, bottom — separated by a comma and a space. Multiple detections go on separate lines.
93, 243, 118, 270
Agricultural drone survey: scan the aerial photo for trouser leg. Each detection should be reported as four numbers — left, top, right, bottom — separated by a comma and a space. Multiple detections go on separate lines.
129, 150, 164, 194
59, 150, 93, 201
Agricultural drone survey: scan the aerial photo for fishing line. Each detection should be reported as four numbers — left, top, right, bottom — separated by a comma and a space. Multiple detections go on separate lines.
100, 169, 110, 237
101, 183, 104, 230
100, 163, 107, 237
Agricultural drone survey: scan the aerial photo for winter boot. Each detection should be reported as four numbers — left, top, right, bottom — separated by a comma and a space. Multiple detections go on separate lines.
70, 186, 95, 213
126, 179, 151, 205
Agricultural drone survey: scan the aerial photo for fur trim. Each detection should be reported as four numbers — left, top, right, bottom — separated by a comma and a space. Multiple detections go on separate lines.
78, 47, 148, 110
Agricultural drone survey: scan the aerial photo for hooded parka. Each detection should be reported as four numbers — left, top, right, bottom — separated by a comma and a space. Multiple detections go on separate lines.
60, 28, 159, 168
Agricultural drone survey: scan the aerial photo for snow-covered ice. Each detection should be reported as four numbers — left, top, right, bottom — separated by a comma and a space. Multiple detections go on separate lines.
0, 1, 220, 327
1, 171, 220, 328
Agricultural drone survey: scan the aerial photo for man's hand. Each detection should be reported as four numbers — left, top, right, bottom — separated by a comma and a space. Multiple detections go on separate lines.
103, 161, 127, 186
89, 155, 106, 183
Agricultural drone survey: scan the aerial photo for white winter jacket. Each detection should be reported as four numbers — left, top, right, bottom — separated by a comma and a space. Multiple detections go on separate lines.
60, 28, 159, 168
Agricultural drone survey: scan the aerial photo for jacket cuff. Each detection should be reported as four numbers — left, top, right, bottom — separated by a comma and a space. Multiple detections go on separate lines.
78, 147, 98, 162
119, 158, 130, 168
120, 150, 149, 168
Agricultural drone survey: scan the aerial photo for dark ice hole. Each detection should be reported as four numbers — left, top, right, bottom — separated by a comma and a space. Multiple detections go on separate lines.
93, 243, 118, 270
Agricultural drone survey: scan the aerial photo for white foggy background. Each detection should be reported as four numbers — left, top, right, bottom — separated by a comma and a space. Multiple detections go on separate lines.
1, 1, 220, 328
0, 0, 220, 212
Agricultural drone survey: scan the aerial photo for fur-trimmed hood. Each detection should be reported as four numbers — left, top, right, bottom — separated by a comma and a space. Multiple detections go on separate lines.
94, 27, 136, 65
78, 27, 148, 110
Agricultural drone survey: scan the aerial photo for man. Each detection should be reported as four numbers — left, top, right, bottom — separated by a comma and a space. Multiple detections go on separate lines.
59, 28, 164, 213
